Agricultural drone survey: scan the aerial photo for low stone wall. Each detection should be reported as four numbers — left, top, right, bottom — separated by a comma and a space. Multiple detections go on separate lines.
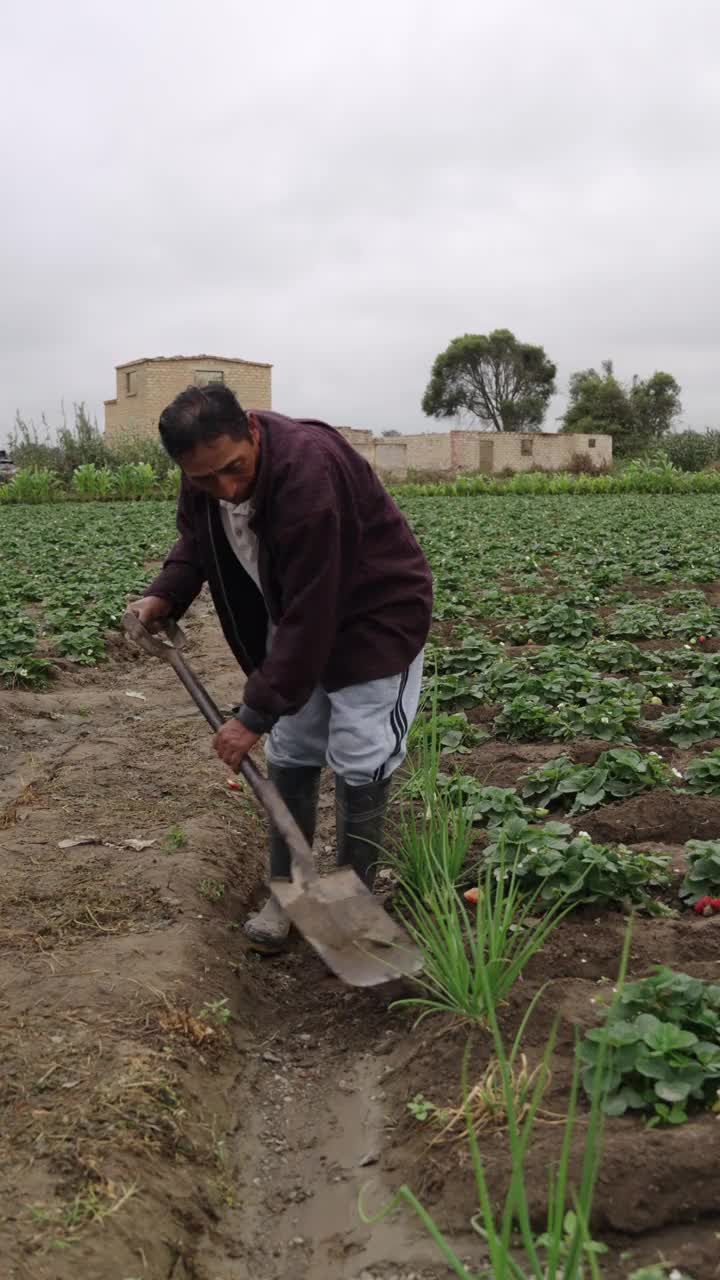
337, 428, 612, 479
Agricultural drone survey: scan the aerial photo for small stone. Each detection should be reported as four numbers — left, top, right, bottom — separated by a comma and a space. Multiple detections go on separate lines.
358, 1151, 378, 1167
290, 1235, 305, 1246
262, 1051, 282, 1064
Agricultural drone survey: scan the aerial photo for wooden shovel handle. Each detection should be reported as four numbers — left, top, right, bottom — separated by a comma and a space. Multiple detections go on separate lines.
153, 628, 317, 887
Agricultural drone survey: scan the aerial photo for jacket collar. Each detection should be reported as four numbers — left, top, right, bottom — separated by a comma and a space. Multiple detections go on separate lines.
246, 411, 270, 528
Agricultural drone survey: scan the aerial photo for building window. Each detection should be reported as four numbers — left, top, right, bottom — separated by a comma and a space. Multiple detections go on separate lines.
195, 370, 225, 387
520, 438, 533, 457
588, 437, 596, 448
125, 370, 137, 396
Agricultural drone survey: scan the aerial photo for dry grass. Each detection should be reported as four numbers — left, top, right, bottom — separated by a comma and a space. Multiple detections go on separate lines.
429, 1055, 563, 1144
29, 1177, 139, 1241
158, 1005, 216, 1046
0, 781, 41, 828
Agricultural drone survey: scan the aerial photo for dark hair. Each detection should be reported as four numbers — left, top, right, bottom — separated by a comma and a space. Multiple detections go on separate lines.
158, 385, 251, 458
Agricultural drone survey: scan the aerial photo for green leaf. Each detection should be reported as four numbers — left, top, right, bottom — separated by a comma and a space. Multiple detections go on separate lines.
654, 1079, 692, 1103
640, 1022, 698, 1053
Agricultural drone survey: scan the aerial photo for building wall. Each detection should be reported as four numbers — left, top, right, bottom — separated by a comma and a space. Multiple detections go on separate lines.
105, 357, 272, 443
337, 429, 612, 479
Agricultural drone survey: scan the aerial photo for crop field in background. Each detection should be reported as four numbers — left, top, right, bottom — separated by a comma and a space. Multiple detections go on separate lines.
0, 502, 176, 684
5, 493, 720, 1274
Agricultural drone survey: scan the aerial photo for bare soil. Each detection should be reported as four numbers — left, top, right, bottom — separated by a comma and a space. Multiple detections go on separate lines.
3, 598, 720, 1279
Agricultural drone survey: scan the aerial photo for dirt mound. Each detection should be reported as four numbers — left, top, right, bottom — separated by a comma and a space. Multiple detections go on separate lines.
579, 790, 720, 845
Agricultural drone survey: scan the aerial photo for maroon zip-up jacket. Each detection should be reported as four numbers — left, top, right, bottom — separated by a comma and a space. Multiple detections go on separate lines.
144, 411, 433, 734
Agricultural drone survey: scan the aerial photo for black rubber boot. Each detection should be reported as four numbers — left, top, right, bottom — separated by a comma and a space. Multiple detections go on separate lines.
244, 764, 321, 950
335, 776, 392, 891
267, 763, 321, 878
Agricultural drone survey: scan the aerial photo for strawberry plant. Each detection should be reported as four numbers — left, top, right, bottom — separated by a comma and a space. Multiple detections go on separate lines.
509, 603, 598, 645
0, 655, 52, 687
683, 748, 720, 794
520, 749, 672, 815
606, 604, 667, 640
404, 771, 531, 827
453, 780, 531, 827
664, 588, 708, 610
664, 606, 720, 639
655, 689, 720, 746
682, 652, 720, 688
494, 696, 563, 741
581, 638, 664, 674
678, 841, 720, 905
409, 712, 487, 755
430, 631, 503, 674
483, 818, 671, 912
554, 695, 643, 743
581, 968, 720, 1124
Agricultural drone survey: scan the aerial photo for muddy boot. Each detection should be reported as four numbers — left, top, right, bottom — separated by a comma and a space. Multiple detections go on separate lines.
335, 776, 391, 892
243, 764, 321, 951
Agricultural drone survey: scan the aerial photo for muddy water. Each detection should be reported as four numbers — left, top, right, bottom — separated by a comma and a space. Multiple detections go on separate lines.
200, 1044, 467, 1279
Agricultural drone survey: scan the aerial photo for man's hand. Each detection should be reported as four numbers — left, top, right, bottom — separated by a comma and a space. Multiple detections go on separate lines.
213, 720, 260, 772
126, 595, 173, 633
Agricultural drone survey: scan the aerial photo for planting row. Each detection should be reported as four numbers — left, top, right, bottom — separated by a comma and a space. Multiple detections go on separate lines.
0, 462, 179, 504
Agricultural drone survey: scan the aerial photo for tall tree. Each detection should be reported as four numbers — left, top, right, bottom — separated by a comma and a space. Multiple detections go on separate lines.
562, 361, 681, 445
630, 371, 682, 439
422, 329, 557, 432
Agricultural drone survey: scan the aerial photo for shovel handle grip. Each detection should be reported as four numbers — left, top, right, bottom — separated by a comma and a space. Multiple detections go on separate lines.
163, 644, 317, 886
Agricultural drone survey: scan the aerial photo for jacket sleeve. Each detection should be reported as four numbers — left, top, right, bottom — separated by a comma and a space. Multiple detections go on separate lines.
237, 463, 357, 733
143, 485, 206, 618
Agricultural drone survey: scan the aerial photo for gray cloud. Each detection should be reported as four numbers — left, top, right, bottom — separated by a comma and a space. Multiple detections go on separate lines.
2, 0, 720, 440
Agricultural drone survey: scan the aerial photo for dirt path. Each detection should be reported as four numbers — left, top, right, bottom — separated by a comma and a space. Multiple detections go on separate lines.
1, 598, 463, 1280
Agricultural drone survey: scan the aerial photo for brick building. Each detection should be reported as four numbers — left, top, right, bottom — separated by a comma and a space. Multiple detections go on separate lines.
104, 355, 272, 444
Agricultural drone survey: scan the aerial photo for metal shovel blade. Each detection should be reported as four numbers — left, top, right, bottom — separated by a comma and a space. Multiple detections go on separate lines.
271, 867, 424, 987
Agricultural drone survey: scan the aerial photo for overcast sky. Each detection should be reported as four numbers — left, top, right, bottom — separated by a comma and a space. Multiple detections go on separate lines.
2, 0, 719, 441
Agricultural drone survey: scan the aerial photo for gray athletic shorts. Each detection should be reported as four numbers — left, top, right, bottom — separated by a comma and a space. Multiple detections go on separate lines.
265, 650, 424, 787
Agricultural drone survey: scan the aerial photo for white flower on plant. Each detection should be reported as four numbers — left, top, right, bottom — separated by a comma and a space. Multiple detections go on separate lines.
578, 831, 591, 839
671, 767, 683, 779
600, 715, 609, 724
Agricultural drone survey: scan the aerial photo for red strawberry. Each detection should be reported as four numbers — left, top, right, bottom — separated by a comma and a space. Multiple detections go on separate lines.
694, 896, 720, 915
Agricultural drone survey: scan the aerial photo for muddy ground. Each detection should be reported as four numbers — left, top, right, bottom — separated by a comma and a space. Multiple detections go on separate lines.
2, 598, 720, 1279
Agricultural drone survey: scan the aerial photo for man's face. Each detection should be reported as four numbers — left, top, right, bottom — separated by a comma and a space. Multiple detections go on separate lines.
178, 421, 261, 504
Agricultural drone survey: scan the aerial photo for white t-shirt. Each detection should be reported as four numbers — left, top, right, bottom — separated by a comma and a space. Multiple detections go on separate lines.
220, 499, 276, 645
220, 499, 262, 592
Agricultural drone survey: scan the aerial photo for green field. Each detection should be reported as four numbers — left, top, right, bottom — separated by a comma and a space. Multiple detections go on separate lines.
0, 502, 176, 682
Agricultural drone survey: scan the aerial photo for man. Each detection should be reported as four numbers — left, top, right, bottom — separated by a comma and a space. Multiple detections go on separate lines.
128, 386, 433, 950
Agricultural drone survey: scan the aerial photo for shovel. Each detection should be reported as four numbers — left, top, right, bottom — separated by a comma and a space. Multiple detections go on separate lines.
122, 611, 424, 988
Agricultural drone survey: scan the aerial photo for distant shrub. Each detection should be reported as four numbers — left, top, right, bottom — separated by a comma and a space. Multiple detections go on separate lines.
661, 430, 720, 473
6, 404, 176, 480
